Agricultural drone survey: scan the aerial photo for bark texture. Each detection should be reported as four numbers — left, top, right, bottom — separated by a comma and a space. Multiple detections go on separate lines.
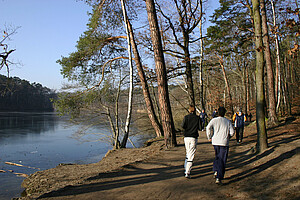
252, 0, 268, 152
127, 15, 163, 138
260, 0, 278, 125
145, 0, 177, 147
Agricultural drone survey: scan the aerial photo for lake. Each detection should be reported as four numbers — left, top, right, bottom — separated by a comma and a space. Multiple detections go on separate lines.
0, 112, 153, 199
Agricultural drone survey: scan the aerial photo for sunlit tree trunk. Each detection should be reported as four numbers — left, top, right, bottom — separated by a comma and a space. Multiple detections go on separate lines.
126, 7, 163, 138
145, 0, 177, 147
260, 0, 278, 125
199, 0, 204, 110
270, 0, 281, 112
216, 53, 234, 116
252, 0, 268, 152
120, 0, 133, 148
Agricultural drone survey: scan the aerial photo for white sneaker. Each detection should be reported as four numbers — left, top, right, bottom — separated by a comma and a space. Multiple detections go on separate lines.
215, 178, 222, 184
185, 174, 191, 179
214, 171, 217, 178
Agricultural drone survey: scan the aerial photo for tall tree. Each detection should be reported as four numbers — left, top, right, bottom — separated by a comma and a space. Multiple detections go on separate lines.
157, 0, 203, 107
145, 0, 177, 147
270, 0, 281, 112
120, 0, 134, 148
121, 0, 164, 138
215, 53, 234, 115
260, 0, 278, 125
198, 0, 205, 111
126, 16, 164, 138
251, 0, 268, 152
206, 0, 254, 115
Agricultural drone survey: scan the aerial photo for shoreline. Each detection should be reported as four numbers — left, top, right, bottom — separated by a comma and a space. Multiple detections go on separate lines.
18, 137, 166, 199
16, 116, 300, 199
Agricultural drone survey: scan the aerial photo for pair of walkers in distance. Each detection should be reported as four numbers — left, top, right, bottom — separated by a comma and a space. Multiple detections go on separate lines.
182, 106, 246, 184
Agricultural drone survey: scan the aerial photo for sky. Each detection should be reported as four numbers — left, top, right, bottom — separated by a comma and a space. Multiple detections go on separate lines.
1, 0, 219, 91
1, 0, 92, 90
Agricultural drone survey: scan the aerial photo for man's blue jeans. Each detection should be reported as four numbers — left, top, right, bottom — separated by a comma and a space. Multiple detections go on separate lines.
213, 145, 229, 180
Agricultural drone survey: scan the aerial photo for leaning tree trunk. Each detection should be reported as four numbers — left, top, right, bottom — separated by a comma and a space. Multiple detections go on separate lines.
216, 53, 234, 116
260, 0, 278, 125
145, 0, 177, 147
252, 0, 268, 152
120, 0, 133, 148
126, 9, 163, 138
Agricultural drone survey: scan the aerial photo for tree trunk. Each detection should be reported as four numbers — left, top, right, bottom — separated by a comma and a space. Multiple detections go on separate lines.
184, 48, 195, 107
126, 9, 163, 138
120, 0, 133, 148
145, 0, 177, 147
114, 70, 122, 149
252, 0, 268, 152
182, 29, 195, 107
246, 65, 250, 114
199, 0, 204, 111
270, 0, 282, 112
243, 62, 247, 114
260, 0, 278, 125
217, 54, 234, 116
284, 59, 292, 115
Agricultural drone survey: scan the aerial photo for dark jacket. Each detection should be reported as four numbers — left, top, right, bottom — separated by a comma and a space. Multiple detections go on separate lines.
200, 112, 208, 121
182, 113, 201, 138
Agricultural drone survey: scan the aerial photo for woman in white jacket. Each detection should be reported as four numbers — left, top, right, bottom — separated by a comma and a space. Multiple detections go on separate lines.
206, 107, 235, 184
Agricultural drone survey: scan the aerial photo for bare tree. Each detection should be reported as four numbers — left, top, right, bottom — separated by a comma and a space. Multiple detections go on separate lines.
0, 26, 19, 77
157, 0, 203, 107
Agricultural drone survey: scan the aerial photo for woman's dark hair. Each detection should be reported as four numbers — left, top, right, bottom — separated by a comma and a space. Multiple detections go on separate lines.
218, 107, 226, 117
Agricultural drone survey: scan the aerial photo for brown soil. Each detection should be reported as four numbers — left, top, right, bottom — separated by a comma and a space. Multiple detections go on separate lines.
19, 116, 300, 200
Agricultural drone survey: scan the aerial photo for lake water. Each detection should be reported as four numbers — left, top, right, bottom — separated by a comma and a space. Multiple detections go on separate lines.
0, 112, 153, 199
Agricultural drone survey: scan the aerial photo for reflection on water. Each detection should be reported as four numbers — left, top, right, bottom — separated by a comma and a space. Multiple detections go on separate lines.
0, 112, 153, 199
0, 112, 57, 137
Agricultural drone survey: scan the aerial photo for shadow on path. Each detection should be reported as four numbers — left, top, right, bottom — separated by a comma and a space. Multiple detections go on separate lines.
37, 118, 300, 199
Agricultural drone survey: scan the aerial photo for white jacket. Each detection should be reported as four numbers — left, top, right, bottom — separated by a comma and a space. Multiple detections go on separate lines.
206, 117, 235, 146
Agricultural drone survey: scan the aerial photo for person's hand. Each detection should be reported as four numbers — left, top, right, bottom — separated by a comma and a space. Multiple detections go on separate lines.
209, 139, 212, 142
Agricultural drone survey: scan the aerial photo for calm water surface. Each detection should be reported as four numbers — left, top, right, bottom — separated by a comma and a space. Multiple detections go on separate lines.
0, 112, 152, 199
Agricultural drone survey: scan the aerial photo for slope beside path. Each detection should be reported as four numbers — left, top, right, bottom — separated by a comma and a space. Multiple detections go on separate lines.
21, 117, 300, 200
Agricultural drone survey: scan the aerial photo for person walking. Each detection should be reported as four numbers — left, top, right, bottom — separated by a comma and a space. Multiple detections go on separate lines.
182, 105, 202, 179
248, 113, 252, 122
212, 109, 218, 118
232, 109, 247, 144
199, 109, 208, 131
206, 107, 234, 185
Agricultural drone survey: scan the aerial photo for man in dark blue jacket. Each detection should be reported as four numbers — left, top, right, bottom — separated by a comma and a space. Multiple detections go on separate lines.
232, 109, 247, 144
200, 109, 208, 131
182, 105, 202, 178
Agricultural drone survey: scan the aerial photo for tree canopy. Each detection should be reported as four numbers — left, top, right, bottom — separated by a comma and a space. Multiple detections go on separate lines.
0, 75, 56, 111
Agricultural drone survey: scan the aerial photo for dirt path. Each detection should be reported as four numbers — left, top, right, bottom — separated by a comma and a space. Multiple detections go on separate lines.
21, 117, 300, 200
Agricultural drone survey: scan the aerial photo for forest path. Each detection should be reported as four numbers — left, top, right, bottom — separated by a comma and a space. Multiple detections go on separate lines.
32, 117, 300, 200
